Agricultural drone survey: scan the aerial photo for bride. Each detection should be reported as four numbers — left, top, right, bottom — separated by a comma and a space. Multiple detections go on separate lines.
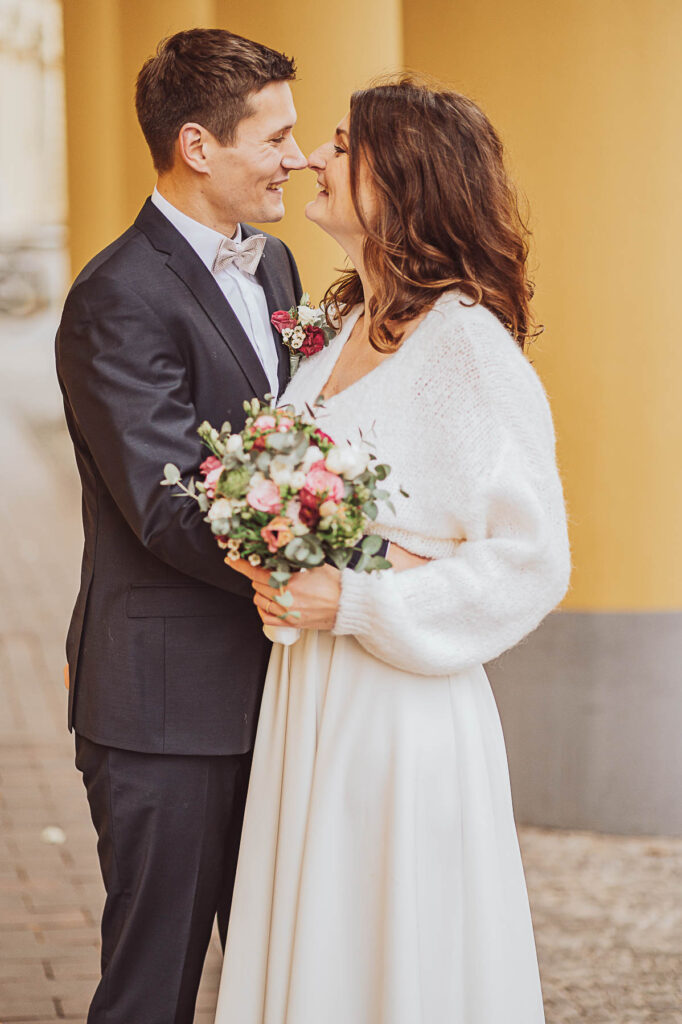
215, 78, 570, 1023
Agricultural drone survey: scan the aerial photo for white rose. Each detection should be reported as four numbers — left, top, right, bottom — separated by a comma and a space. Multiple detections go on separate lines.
325, 444, 370, 479
269, 457, 294, 487
290, 470, 307, 490
208, 498, 233, 520
226, 433, 243, 453
297, 305, 320, 327
324, 448, 347, 476
301, 445, 323, 472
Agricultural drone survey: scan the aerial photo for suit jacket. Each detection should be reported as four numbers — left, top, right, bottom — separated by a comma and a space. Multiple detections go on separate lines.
56, 198, 302, 755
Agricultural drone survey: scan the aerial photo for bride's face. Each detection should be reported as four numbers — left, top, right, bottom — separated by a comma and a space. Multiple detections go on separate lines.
305, 113, 374, 247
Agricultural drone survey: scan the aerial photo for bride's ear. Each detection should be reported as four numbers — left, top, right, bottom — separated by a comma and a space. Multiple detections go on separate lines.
176, 122, 210, 175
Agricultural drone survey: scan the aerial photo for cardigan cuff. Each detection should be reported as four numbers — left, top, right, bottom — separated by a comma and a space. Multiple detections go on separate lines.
332, 567, 380, 637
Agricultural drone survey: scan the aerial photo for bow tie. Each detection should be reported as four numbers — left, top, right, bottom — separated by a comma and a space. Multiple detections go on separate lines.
212, 233, 266, 276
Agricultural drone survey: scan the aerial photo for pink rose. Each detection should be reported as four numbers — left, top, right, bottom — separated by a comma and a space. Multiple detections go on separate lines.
253, 415, 277, 431
303, 460, 345, 502
200, 456, 222, 476
199, 456, 223, 499
300, 327, 326, 357
271, 310, 298, 333
246, 478, 282, 514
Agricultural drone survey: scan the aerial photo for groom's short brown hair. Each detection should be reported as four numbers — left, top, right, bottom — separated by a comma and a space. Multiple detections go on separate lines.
136, 28, 297, 173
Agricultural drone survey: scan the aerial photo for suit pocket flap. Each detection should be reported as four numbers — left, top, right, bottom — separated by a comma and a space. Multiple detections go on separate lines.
126, 585, 235, 618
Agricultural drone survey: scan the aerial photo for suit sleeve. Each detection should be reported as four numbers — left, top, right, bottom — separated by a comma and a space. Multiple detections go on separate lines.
57, 274, 252, 598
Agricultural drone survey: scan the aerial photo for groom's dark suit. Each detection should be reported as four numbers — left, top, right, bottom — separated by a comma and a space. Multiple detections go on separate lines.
56, 198, 301, 1023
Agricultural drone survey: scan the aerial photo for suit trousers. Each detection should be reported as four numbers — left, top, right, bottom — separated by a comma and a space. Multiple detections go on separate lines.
75, 734, 251, 1024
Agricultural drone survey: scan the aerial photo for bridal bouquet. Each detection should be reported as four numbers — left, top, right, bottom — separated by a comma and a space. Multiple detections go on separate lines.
162, 399, 393, 644
271, 293, 335, 375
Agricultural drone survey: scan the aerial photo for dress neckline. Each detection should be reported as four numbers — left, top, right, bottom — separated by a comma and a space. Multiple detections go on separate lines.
317, 300, 438, 404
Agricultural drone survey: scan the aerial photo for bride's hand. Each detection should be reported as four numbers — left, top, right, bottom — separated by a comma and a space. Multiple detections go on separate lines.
230, 558, 341, 631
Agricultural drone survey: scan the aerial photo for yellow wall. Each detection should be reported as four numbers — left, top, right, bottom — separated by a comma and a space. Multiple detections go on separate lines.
62, 0, 682, 611
404, 0, 682, 610
62, 0, 402, 298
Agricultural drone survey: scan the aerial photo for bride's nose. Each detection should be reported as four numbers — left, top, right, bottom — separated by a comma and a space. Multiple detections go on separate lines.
307, 144, 327, 171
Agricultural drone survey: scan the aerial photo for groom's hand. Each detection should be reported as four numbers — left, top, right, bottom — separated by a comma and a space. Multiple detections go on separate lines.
230, 560, 341, 632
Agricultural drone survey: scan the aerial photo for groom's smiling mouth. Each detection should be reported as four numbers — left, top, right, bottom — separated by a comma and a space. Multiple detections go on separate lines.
267, 179, 288, 193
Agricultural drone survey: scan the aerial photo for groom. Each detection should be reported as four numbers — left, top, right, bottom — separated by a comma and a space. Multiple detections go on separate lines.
56, 28, 306, 1023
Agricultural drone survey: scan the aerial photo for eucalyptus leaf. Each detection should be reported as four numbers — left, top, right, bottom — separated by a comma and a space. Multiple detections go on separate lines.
369, 556, 393, 571
365, 501, 378, 521
163, 464, 181, 485
361, 534, 383, 555
274, 590, 294, 608
329, 548, 353, 570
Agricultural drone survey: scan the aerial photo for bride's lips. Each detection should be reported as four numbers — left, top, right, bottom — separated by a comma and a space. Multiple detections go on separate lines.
315, 179, 329, 197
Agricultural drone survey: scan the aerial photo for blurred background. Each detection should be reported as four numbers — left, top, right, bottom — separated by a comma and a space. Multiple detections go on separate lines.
1, 1, 680, 1021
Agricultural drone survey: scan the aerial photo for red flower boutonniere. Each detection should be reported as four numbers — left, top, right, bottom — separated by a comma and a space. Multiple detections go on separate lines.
271, 293, 335, 375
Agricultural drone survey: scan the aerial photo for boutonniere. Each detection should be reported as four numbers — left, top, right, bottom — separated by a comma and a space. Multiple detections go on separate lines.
271, 293, 335, 376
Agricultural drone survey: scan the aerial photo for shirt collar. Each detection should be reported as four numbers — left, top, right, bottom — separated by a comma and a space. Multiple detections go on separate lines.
151, 186, 241, 272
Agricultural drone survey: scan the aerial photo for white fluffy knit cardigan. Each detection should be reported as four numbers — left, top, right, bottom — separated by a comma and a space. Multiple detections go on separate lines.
280, 290, 571, 677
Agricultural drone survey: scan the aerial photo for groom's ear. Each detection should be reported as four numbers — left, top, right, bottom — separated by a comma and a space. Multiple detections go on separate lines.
176, 122, 211, 175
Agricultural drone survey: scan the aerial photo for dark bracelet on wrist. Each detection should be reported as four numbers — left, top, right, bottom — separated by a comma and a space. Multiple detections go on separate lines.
344, 537, 389, 570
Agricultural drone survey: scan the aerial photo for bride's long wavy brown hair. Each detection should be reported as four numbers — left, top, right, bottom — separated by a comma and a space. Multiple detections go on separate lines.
324, 79, 540, 351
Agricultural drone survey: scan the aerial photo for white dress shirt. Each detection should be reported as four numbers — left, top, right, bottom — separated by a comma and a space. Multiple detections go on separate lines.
151, 187, 280, 397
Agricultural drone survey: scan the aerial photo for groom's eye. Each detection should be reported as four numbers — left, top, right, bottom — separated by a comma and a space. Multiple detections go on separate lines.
271, 136, 285, 144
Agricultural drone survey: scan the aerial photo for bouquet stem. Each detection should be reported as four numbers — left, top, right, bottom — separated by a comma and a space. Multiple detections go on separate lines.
263, 624, 301, 646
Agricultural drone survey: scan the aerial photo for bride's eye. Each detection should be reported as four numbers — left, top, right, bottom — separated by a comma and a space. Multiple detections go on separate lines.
333, 146, 347, 157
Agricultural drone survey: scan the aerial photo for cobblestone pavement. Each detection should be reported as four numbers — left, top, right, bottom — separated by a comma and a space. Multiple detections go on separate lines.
1, 311, 680, 1023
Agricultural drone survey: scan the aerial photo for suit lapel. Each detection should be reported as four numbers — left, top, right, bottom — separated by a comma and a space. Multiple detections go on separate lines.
244, 224, 292, 394
134, 200, 271, 400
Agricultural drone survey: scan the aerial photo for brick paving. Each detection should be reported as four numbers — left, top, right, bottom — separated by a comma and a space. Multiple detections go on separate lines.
1, 310, 680, 1023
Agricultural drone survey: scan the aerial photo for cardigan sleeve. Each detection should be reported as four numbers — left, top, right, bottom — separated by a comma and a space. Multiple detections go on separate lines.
332, 322, 571, 676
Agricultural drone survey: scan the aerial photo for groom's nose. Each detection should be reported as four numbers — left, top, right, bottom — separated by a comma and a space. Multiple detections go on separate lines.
282, 135, 307, 170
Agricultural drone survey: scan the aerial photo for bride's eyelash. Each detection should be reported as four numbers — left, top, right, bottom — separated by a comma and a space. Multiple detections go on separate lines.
334, 146, 347, 156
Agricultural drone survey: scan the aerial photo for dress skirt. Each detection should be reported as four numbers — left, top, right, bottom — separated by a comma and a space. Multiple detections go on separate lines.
214, 629, 545, 1024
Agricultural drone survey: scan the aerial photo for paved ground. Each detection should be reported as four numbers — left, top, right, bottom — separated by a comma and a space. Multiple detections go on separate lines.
1, 309, 680, 1023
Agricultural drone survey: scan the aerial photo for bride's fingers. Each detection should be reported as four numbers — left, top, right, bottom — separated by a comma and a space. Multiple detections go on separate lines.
251, 580, 283, 599
228, 559, 273, 583
227, 557, 254, 577
253, 591, 295, 622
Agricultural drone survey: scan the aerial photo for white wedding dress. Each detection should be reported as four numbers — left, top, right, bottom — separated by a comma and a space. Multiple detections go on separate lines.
215, 294, 570, 1024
